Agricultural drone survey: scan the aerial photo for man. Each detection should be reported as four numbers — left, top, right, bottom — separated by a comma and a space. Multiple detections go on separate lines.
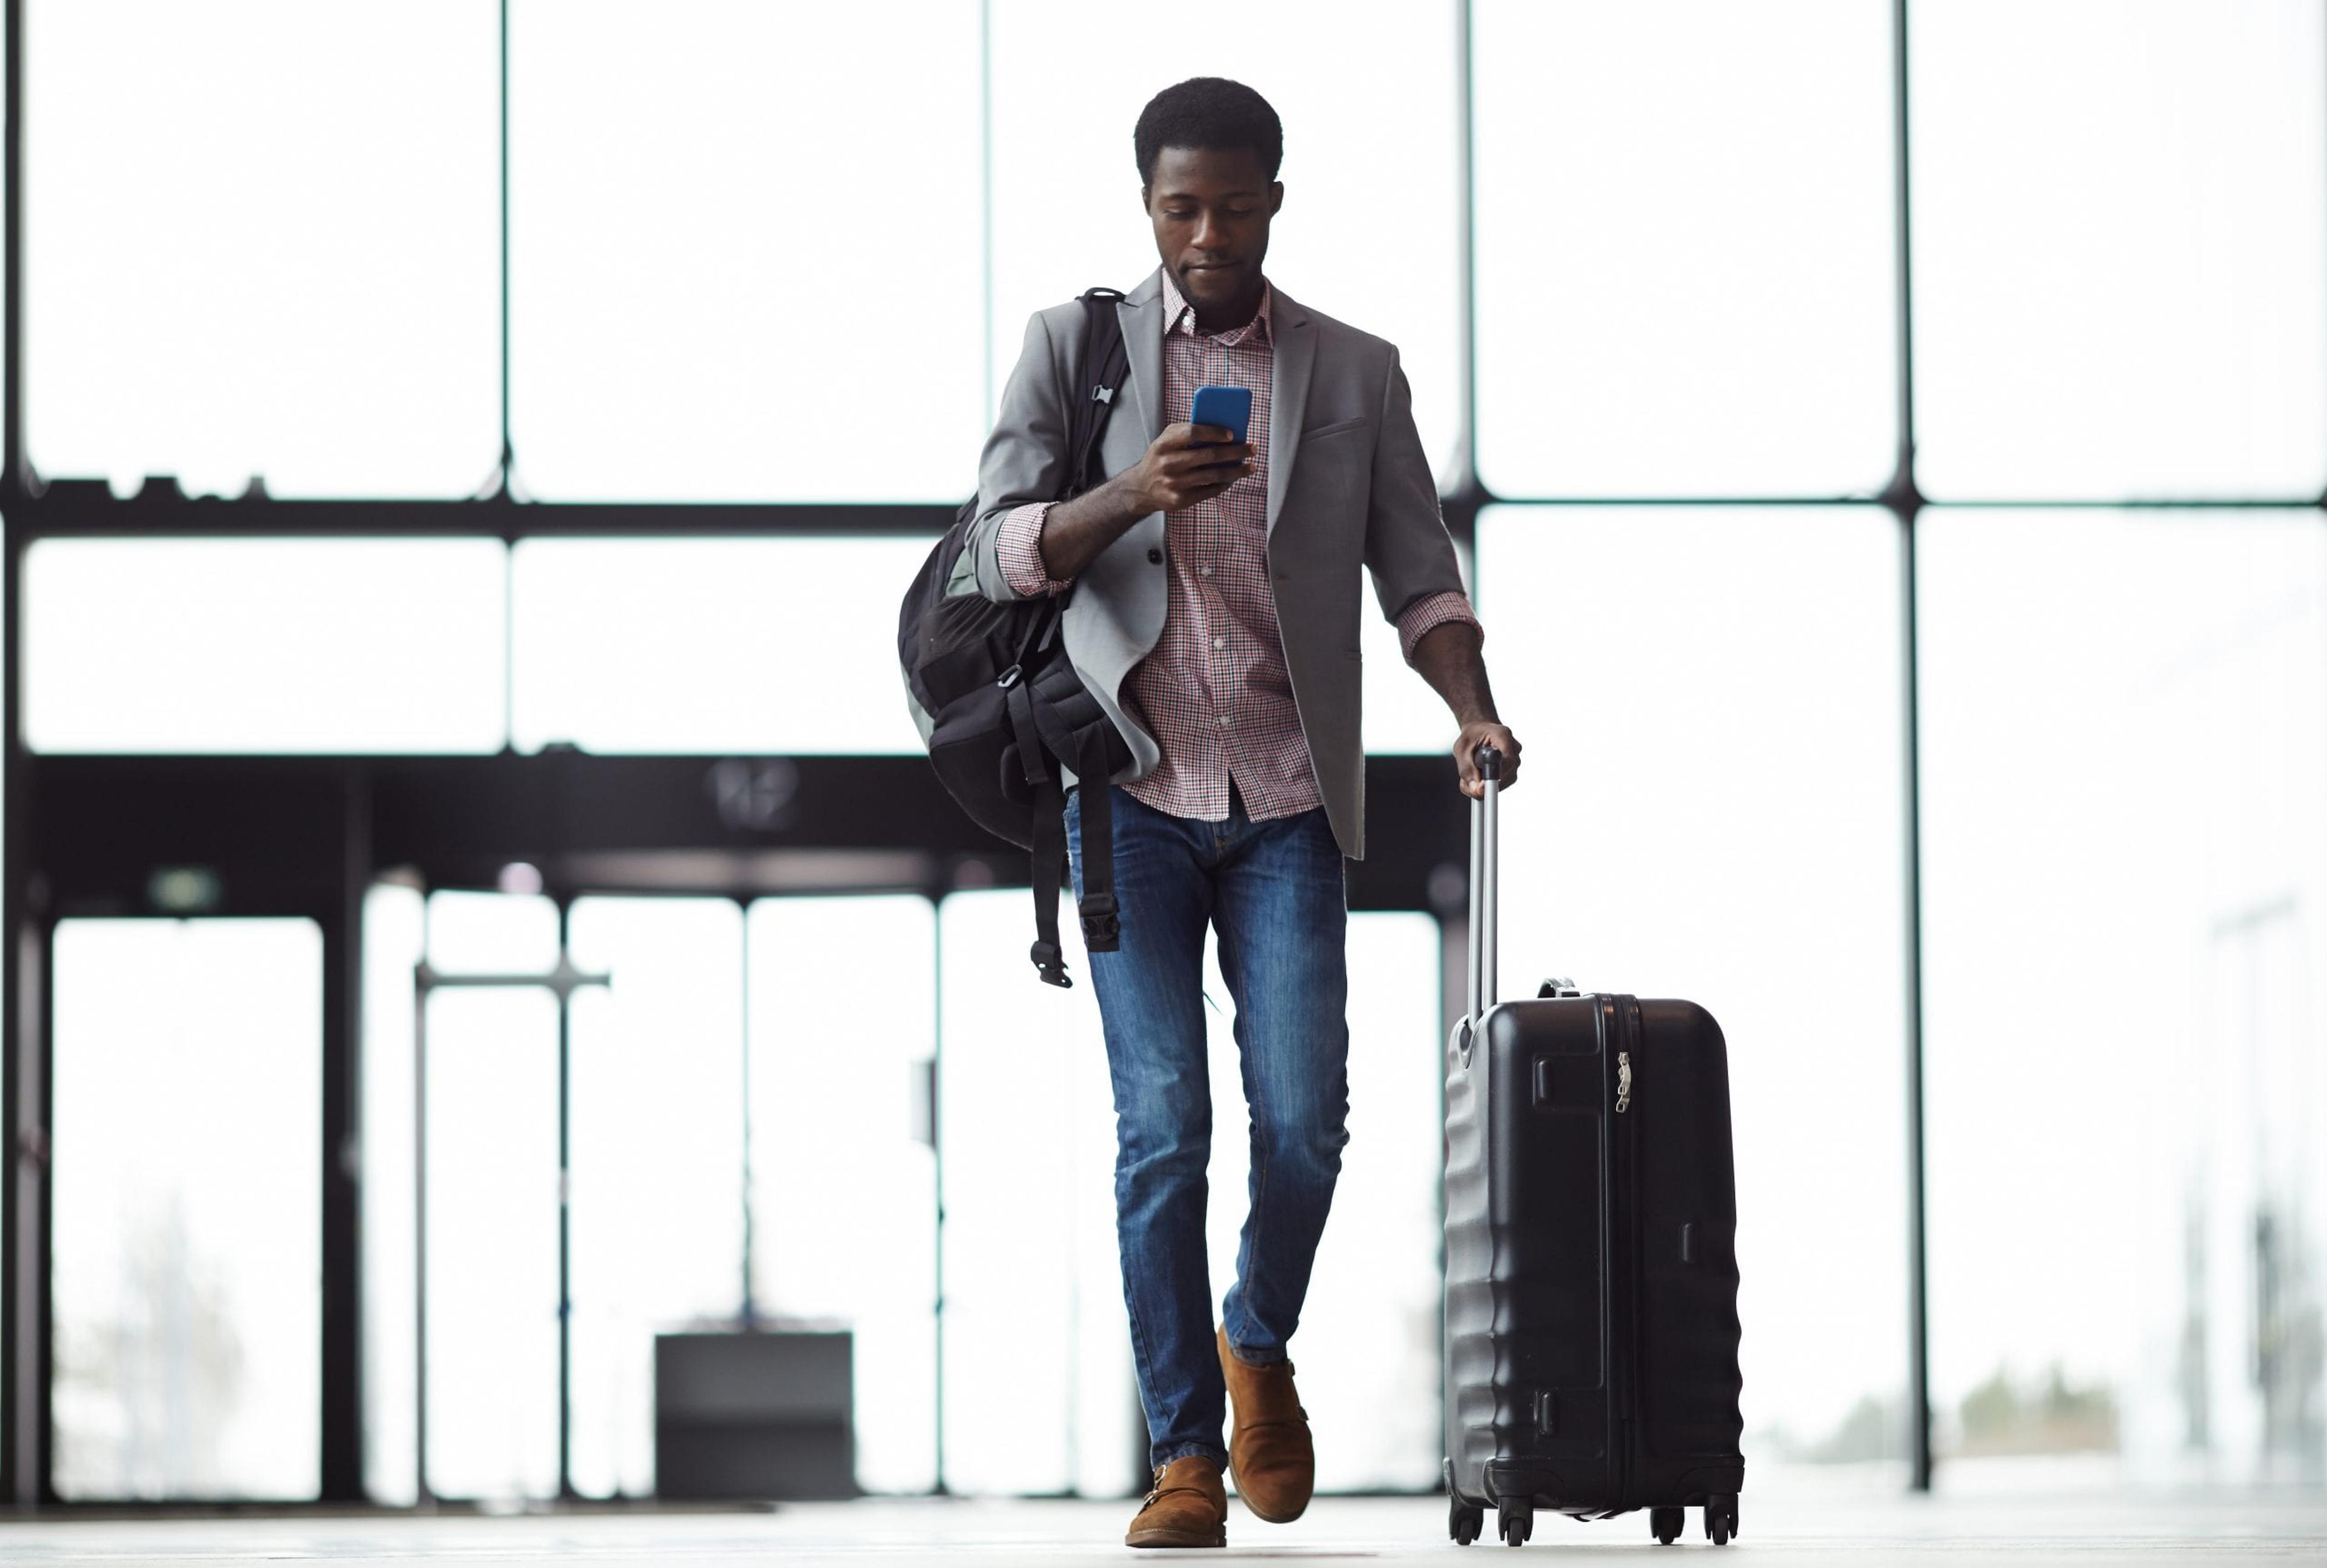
968, 76, 1522, 1549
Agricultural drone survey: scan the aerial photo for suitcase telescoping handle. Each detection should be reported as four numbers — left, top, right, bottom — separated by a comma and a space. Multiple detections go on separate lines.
1466, 742, 1502, 1032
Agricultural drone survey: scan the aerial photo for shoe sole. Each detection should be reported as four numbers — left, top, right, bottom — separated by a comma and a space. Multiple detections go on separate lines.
1125, 1526, 1226, 1548
1226, 1460, 1310, 1525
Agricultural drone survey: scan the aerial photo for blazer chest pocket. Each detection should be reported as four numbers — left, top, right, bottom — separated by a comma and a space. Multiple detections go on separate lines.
1299, 414, 1370, 442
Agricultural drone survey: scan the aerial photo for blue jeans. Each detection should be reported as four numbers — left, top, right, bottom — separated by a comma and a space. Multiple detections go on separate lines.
1066, 783, 1351, 1472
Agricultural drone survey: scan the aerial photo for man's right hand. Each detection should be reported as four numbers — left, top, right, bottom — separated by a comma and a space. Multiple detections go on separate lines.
1033, 424, 1258, 583
1117, 422, 1256, 515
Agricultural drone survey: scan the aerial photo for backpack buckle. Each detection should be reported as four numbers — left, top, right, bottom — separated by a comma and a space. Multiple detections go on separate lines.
1029, 939, 1072, 988
996, 663, 1023, 690
1078, 891, 1120, 952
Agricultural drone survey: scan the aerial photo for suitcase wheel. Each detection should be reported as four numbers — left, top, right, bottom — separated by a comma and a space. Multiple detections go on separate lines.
1704, 1493, 1739, 1546
1449, 1495, 1484, 1546
1497, 1502, 1532, 1546
1650, 1506, 1683, 1545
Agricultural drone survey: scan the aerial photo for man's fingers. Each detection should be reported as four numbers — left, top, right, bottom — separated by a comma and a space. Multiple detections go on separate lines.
1157, 422, 1239, 450
1457, 728, 1522, 795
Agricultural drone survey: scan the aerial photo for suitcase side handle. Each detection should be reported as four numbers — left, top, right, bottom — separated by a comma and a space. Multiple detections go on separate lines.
1466, 743, 1502, 1034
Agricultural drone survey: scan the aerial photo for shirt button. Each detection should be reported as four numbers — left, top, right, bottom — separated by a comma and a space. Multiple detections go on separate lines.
1217, 715, 1231, 727
1200, 564, 1214, 577
1211, 636, 1225, 650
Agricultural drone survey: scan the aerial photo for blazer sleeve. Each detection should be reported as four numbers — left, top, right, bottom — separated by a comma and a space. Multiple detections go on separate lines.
1363, 344, 1474, 637
963, 308, 1071, 603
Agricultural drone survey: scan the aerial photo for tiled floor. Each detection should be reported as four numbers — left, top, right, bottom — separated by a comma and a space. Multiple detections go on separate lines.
0, 1489, 2322, 1567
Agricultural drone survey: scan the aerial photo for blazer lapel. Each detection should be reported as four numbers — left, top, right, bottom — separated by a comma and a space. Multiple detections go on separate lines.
1120, 269, 1167, 445
1264, 285, 1315, 539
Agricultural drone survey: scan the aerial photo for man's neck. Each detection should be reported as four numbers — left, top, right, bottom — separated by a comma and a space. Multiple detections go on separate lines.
1167, 267, 1268, 336
1191, 285, 1265, 334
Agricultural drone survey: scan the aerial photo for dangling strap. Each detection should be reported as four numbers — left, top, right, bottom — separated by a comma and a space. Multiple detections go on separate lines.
1020, 759, 1119, 984
1028, 773, 1072, 988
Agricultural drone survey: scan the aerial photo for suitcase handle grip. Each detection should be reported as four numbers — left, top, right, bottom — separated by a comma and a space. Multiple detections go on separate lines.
1466, 744, 1502, 1031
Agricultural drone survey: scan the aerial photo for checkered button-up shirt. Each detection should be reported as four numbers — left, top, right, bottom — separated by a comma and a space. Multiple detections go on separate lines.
998, 271, 1478, 824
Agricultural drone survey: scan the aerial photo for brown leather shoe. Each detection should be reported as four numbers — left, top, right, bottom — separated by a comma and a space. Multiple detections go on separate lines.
1125, 1455, 1227, 1549
1217, 1324, 1314, 1523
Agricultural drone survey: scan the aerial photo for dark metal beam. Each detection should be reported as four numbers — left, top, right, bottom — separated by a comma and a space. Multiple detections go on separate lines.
4, 495, 960, 539
319, 773, 370, 1501
19, 752, 1471, 917
1, 0, 36, 1507
1889, 0, 1936, 1495
2, 0, 19, 497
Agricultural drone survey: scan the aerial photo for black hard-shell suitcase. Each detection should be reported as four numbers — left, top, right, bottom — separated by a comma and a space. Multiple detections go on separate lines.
1442, 746, 1745, 1547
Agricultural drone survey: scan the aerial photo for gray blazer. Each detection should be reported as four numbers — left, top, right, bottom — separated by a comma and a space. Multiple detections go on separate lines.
959, 267, 1468, 862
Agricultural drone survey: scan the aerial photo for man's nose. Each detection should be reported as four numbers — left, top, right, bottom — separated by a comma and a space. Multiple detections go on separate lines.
1191, 211, 1229, 253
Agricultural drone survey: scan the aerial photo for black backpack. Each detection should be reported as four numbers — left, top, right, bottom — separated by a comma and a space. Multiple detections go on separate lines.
898, 288, 1134, 987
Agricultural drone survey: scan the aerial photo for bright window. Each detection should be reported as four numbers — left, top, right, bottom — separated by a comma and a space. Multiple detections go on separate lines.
23, 537, 508, 755
567, 896, 748, 1498
936, 888, 1135, 1497
1471, 0, 1898, 499
507, 0, 984, 501
510, 536, 931, 755
749, 895, 939, 1495
25, 0, 499, 497
51, 918, 322, 1500
1911, 0, 2327, 500
1919, 509, 2327, 1480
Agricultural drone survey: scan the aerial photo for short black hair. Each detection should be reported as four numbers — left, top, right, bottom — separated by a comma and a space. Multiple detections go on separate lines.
1133, 77, 1283, 187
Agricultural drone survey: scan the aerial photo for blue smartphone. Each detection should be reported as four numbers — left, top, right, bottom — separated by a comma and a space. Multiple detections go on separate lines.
1189, 384, 1253, 447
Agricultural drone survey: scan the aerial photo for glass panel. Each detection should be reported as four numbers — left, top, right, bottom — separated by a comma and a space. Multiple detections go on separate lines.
50, 918, 321, 1500
421, 982, 561, 1500
748, 895, 938, 1495
507, 0, 983, 501
566, 895, 747, 1498
22, 538, 508, 755
1477, 504, 1911, 1470
1471, 0, 1897, 500
1911, 1, 2327, 500
937, 889, 1138, 1497
427, 889, 559, 977
510, 537, 930, 755
1919, 509, 2327, 1485
25, 0, 498, 498
988, 0, 1464, 490
1193, 912, 1443, 1491
362, 881, 425, 1506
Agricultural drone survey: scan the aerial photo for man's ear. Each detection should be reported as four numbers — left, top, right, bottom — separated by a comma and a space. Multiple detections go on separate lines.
1268, 181, 1285, 216
1139, 182, 1153, 214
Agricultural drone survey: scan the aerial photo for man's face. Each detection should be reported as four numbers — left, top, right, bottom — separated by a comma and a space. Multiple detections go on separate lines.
1143, 145, 1282, 314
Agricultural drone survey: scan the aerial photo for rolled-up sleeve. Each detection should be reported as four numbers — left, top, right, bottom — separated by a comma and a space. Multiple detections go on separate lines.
1395, 588, 1481, 663
997, 502, 1073, 597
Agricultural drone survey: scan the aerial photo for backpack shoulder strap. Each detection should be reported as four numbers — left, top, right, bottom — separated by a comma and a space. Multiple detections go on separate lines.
1060, 287, 1130, 500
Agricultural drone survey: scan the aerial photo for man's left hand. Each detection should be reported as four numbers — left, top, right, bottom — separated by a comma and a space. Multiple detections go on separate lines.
1453, 721, 1522, 799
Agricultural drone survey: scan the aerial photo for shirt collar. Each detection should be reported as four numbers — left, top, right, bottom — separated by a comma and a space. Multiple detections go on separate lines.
1159, 268, 1274, 347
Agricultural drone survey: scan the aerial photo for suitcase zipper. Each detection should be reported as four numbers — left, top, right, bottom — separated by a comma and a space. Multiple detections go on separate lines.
1608, 1000, 1645, 1512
